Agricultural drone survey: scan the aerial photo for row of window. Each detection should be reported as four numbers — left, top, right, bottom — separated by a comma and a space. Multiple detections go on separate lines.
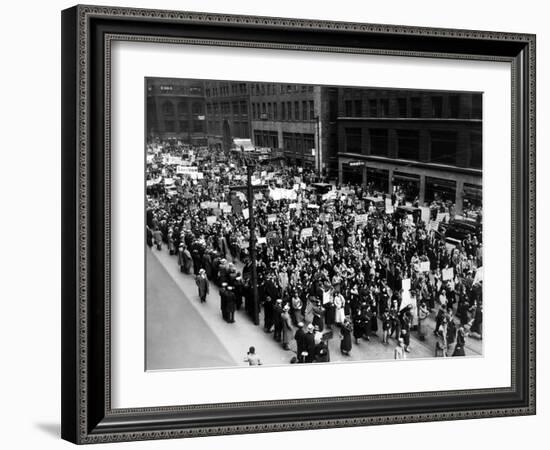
205, 83, 248, 97
163, 120, 205, 133
161, 101, 203, 117
251, 100, 315, 121
250, 83, 314, 96
342, 94, 482, 119
205, 101, 249, 117
344, 128, 482, 169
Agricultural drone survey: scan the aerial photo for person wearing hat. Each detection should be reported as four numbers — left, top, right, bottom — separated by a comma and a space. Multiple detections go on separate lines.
225, 285, 236, 323
281, 304, 293, 350
195, 268, 209, 303
272, 299, 284, 342
394, 337, 406, 360
294, 322, 306, 363
303, 324, 316, 363
340, 317, 353, 356
219, 282, 228, 321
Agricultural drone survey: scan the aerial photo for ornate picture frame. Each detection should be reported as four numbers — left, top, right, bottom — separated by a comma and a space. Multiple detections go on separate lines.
61, 5, 536, 444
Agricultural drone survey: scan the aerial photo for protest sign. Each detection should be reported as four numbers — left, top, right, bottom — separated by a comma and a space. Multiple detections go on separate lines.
206, 216, 217, 225
301, 228, 313, 238
419, 261, 431, 272
355, 214, 368, 225
442, 267, 454, 281
333, 221, 342, 229
267, 214, 277, 223
242, 209, 249, 219
222, 205, 232, 214
257, 237, 267, 245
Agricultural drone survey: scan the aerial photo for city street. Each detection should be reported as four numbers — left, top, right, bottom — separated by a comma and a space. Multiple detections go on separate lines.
146, 245, 482, 371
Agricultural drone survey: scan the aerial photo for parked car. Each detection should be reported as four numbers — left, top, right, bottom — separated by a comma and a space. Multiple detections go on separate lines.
443, 218, 482, 245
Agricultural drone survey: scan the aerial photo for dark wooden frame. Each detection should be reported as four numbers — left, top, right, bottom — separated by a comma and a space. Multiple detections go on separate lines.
61, 4, 536, 444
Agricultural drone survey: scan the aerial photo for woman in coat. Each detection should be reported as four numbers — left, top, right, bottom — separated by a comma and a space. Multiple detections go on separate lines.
452, 326, 466, 356
333, 292, 346, 325
340, 318, 353, 355
281, 305, 293, 350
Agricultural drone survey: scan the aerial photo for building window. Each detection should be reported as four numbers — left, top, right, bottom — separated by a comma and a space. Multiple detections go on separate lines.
470, 131, 482, 168
397, 130, 420, 160
397, 98, 407, 117
368, 99, 377, 117
273, 103, 278, 120
430, 130, 457, 165
302, 101, 308, 120
431, 96, 443, 117
380, 99, 389, 117
281, 102, 286, 120
345, 128, 362, 154
162, 101, 174, 116
287, 101, 292, 120
354, 100, 362, 117
177, 102, 188, 116
164, 120, 175, 132
179, 121, 188, 133
309, 101, 315, 120
294, 102, 300, 121
240, 101, 248, 116
411, 97, 421, 117
193, 120, 204, 133
471, 94, 482, 119
449, 95, 460, 118
267, 103, 273, 120
252, 104, 257, 119
345, 100, 353, 117
370, 129, 388, 157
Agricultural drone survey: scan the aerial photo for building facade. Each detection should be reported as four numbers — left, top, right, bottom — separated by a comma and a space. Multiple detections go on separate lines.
146, 78, 207, 145
336, 88, 482, 214
204, 81, 252, 150
249, 83, 337, 171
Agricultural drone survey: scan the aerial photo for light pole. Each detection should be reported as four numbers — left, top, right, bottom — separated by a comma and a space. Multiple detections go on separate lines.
315, 115, 321, 180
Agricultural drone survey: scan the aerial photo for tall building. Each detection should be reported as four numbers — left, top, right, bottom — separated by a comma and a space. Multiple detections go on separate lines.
146, 78, 207, 145
336, 88, 482, 214
204, 81, 252, 150
249, 83, 337, 171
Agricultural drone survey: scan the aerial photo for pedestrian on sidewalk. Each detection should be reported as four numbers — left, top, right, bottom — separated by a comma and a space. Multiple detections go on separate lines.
195, 268, 209, 303
417, 300, 429, 341
281, 304, 293, 350
394, 337, 406, 360
294, 322, 306, 362
225, 285, 236, 323
243, 346, 262, 366
340, 317, 353, 356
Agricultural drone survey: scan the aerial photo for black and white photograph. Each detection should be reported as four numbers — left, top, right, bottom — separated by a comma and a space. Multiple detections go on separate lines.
145, 78, 483, 371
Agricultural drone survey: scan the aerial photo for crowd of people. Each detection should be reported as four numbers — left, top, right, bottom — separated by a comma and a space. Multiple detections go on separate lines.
146, 140, 484, 364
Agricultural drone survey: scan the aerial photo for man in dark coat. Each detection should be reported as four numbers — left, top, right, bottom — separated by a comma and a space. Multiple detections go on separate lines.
303, 324, 316, 363
294, 322, 306, 363
263, 296, 274, 332
225, 285, 236, 323
219, 283, 228, 321
272, 299, 284, 342
195, 268, 209, 303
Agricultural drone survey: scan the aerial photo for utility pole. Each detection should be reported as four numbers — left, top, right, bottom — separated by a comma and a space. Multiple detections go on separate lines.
315, 115, 321, 180
246, 164, 260, 326
229, 163, 266, 325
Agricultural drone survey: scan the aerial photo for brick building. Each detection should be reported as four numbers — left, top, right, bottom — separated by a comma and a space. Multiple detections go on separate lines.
249, 83, 337, 171
336, 88, 482, 213
204, 81, 252, 150
146, 78, 207, 145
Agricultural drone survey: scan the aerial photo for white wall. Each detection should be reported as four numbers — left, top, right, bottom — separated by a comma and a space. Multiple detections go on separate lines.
0, 0, 546, 448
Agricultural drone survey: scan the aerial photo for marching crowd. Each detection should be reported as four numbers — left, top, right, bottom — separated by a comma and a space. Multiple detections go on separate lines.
146, 141, 483, 364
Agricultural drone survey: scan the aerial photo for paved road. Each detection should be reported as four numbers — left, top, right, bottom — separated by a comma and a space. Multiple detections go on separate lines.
146, 245, 482, 371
